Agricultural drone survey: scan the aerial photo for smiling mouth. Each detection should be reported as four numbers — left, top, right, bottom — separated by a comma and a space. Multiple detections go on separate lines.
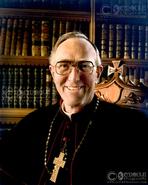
66, 86, 82, 91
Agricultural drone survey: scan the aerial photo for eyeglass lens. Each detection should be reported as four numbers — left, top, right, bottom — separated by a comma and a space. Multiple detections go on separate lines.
55, 61, 94, 75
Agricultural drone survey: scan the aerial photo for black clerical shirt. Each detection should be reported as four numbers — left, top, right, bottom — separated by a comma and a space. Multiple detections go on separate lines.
1, 96, 148, 185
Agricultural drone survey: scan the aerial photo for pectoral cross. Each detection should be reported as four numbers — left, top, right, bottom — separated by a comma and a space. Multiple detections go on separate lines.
50, 152, 66, 183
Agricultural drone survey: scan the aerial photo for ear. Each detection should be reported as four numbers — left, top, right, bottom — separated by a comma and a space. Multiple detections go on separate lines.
49, 65, 54, 77
96, 65, 103, 83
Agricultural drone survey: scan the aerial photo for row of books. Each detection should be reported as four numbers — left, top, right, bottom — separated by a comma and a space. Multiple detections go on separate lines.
0, 17, 148, 60
0, 0, 90, 11
96, 23, 148, 60
122, 66, 148, 87
0, 17, 89, 56
0, 65, 58, 108
0, 64, 148, 108
101, 65, 148, 87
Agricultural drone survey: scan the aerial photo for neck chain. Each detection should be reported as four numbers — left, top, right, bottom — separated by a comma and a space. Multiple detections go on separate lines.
44, 108, 60, 167
44, 98, 100, 181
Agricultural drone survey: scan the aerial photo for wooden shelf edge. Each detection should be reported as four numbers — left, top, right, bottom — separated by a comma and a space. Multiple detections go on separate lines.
0, 56, 148, 67
102, 58, 148, 67
0, 56, 49, 66
0, 108, 36, 118
96, 13, 148, 20
0, 108, 36, 124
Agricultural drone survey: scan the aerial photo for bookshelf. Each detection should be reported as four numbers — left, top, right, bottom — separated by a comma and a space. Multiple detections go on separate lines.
95, 0, 148, 87
0, 0, 148, 125
0, 0, 93, 125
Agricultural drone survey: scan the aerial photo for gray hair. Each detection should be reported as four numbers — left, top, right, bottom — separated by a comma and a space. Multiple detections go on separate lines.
49, 31, 102, 66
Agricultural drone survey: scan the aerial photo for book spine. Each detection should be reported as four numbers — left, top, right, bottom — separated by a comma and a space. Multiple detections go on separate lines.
10, 19, 18, 56
124, 65, 129, 84
115, 24, 124, 59
73, 21, 80, 32
16, 18, 24, 56
52, 19, 59, 48
19, 67, 27, 107
33, 67, 41, 107
1, 66, 9, 107
65, 20, 74, 33
139, 67, 145, 84
41, 20, 50, 56
124, 24, 131, 59
26, 67, 34, 108
4, 18, 13, 55
39, 67, 46, 107
133, 67, 140, 86
45, 68, 52, 106
22, 19, 31, 56
108, 24, 115, 58
101, 23, 108, 58
13, 66, 20, 108
7, 66, 14, 107
51, 81, 58, 105
0, 18, 7, 55
32, 19, 41, 56
128, 67, 134, 84
59, 20, 66, 36
131, 25, 138, 59
145, 25, 148, 60
137, 25, 145, 59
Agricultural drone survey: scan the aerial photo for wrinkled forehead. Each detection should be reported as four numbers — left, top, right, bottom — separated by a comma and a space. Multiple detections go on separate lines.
54, 37, 97, 60
57, 37, 96, 51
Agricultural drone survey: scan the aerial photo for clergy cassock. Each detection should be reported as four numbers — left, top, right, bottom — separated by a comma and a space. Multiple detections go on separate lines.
1, 95, 148, 185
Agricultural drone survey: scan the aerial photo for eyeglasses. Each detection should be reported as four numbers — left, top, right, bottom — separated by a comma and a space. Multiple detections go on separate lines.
52, 60, 95, 75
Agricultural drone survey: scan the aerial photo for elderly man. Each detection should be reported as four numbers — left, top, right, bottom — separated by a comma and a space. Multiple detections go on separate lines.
1, 32, 148, 185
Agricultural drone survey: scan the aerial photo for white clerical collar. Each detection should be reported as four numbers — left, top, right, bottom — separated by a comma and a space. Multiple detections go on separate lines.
61, 102, 72, 120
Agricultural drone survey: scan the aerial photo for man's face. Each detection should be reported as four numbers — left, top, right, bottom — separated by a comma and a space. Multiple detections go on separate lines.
50, 38, 102, 111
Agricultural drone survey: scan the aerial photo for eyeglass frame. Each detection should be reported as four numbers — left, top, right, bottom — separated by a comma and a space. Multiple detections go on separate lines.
50, 60, 96, 75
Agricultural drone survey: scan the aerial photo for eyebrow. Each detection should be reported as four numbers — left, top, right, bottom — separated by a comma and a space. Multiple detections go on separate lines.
56, 60, 94, 63
56, 59, 72, 63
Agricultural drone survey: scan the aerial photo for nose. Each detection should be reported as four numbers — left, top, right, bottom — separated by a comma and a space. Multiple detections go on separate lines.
67, 65, 80, 82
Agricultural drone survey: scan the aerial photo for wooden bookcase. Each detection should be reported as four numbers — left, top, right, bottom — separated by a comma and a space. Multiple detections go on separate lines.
0, 1, 92, 125
0, 0, 148, 125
